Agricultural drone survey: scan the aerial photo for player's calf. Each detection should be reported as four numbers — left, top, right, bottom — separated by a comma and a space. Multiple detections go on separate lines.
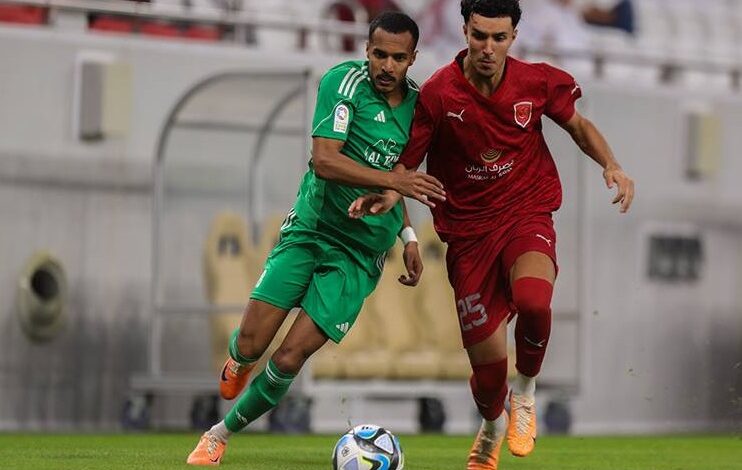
469, 358, 508, 421
512, 277, 553, 377
220, 328, 259, 400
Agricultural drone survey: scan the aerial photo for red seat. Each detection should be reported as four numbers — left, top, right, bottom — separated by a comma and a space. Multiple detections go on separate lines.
140, 20, 181, 38
0, 5, 47, 25
184, 24, 221, 41
327, 2, 356, 52
90, 15, 135, 33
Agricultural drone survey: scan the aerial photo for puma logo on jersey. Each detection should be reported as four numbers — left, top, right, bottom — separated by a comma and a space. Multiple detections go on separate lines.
473, 395, 490, 408
536, 234, 552, 247
446, 108, 465, 122
524, 336, 547, 348
374, 110, 386, 123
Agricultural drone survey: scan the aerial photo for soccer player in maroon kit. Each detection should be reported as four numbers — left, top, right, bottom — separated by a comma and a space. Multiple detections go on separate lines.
350, 1, 635, 469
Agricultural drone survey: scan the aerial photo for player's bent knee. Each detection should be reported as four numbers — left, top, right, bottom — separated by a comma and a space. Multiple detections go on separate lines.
236, 330, 270, 358
271, 346, 308, 375
511, 277, 553, 317
512, 296, 550, 318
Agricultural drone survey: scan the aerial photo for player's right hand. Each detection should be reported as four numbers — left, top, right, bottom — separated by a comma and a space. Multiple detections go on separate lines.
603, 166, 635, 213
391, 171, 446, 208
348, 192, 398, 218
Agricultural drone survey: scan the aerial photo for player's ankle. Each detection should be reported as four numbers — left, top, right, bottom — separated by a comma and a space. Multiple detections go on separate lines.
482, 411, 508, 437
208, 421, 232, 444
512, 373, 536, 398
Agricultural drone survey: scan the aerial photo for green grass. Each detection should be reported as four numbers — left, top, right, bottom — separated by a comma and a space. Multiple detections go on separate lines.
0, 433, 740, 470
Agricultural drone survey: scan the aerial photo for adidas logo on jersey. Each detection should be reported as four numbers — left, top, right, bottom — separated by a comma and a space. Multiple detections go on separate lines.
374, 111, 386, 123
335, 322, 350, 334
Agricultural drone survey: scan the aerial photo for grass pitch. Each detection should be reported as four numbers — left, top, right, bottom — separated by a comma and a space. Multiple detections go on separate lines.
0, 433, 740, 470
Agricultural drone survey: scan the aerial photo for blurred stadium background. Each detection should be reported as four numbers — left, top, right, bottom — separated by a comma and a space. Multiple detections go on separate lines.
0, 0, 740, 466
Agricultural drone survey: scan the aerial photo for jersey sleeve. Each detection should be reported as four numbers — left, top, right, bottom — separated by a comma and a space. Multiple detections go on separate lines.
398, 83, 440, 169
311, 67, 357, 141
541, 63, 582, 125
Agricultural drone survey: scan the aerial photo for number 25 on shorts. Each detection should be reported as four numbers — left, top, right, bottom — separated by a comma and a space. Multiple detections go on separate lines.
457, 293, 488, 331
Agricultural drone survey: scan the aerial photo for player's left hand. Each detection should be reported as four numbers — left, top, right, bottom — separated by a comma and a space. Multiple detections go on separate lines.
399, 241, 422, 287
348, 191, 399, 218
603, 166, 635, 213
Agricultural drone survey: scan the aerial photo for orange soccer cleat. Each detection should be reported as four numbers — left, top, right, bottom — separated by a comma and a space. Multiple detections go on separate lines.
186, 433, 226, 466
219, 357, 254, 400
467, 420, 506, 470
506, 392, 537, 457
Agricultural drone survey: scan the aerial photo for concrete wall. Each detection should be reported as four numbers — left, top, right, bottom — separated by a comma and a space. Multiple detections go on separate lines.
0, 25, 740, 433
569, 86, 742, 433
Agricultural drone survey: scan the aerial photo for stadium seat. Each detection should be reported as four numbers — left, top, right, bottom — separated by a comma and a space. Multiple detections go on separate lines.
254, 213, 288, 268
415, 220, 517, 380
633, 0, 673, 54
90, 15, 136, 34
310, 338, 344, 378
140, 20, 181, 38
367, 244, 441, 379
184, 24, 221, 41
313, 303, 392, 379
203, 211, 257, 372
413, 221, 471, 380
0, 5, 46, 25
704, 4, 737, 61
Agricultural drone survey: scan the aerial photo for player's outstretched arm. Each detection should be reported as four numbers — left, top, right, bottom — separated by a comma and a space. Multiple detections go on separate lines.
348, 164, 440, 218
348, 191, 399, 218
560, 111, 635, 213
313, 138, 445, 207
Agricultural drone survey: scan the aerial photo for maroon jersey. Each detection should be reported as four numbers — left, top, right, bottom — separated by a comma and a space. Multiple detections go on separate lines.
399, 51, 582, 241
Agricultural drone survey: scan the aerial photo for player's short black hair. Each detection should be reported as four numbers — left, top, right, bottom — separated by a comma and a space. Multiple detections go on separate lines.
460, 0, 522, 27
368, 11, 420, 49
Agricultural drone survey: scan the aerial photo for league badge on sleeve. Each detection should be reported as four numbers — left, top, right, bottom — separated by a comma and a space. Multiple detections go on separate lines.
513, 101, 533, 128
334, 104, 350, 133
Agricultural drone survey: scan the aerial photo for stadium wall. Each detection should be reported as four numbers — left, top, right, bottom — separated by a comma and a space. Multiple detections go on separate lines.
0, 26, 740, 433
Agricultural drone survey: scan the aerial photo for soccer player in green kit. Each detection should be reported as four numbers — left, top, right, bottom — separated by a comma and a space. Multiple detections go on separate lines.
187, 11, 446, 466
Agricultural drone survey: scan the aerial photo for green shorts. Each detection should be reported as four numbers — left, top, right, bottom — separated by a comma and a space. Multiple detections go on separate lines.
250, 229, 385, 343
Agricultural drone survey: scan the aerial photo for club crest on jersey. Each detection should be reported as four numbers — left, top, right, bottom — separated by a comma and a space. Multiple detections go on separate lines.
333, 104, 350, 133
513, 101, 533, 128
480, 148, 504, 164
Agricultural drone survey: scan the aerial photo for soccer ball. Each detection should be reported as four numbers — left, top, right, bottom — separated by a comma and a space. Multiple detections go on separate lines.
332, 424, 404, 470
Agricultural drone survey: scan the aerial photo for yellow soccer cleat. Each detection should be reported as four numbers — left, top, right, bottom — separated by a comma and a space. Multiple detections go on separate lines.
186, 433, 227, 466
219, 357, 254, 400
507, 392, 537, 457
466, 419, 506, 470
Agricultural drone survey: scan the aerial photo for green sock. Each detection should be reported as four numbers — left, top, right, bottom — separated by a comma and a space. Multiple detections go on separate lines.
228, 328, 258, 366
224, 359, 295, 432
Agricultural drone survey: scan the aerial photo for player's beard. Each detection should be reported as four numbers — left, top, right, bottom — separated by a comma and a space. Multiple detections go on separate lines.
374, 74, 396, 92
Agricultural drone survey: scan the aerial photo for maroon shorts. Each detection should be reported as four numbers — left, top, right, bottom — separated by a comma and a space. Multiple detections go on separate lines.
445, 214, 558, 348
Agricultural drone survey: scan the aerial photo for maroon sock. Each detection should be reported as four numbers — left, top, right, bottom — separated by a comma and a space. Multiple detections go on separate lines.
512, 277, 553, 378
469, 358, 508, 420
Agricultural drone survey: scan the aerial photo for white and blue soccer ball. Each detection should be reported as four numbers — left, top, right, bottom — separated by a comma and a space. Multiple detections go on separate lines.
332, 424, 404, 470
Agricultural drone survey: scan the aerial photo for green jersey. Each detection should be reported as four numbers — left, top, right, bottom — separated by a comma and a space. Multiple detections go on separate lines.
292, 60, 419, 261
